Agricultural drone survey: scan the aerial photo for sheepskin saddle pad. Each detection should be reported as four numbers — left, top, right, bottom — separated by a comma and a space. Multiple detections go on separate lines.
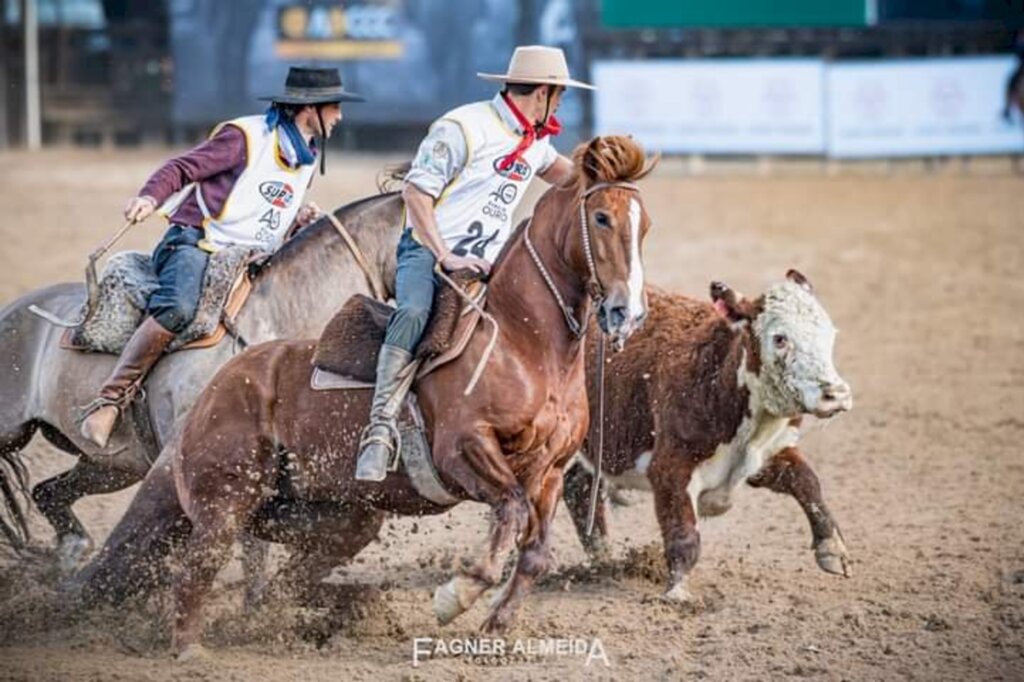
63, 246, 257, 354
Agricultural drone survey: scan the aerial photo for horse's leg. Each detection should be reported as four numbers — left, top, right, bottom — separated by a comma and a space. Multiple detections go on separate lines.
253, 504, 385, 606
649, 451, 700, 602
561, 457, 611, 561
482, 467, 564, 634
432, 431, 529, 626
173, 443, 273, 659
747, 446, 850, 577
173, 508, 244, 660
240, 535, 270, 613
67, 448, 189, 606
32, 456, 144, 572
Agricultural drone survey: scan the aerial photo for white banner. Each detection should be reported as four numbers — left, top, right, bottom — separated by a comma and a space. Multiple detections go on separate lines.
827, 57, 1021, 158
592, 59, 827, 154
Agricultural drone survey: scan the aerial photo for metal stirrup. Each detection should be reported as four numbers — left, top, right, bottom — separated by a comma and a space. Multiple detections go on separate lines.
358, 420, 403, 471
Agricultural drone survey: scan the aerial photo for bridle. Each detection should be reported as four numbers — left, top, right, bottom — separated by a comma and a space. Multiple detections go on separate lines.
523, 179, 642, 540
523, 181, 640, 339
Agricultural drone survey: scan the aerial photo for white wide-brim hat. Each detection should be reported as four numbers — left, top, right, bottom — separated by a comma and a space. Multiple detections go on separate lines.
477, 45, 596, 91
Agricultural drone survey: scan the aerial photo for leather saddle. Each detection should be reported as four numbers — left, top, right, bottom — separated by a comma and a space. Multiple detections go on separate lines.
308, 270, 486, 507
312, 269, 486, 382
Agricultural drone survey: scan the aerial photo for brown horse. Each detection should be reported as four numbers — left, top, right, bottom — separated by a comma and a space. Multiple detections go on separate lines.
78, 135, 658, 657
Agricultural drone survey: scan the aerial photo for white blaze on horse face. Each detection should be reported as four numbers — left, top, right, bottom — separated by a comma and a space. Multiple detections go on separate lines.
754, 281, 851, 418
626, 198, 645, 322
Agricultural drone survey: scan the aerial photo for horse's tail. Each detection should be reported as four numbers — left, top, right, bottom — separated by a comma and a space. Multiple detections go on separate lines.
67, 448, 190, 604
0, 449, 31, 552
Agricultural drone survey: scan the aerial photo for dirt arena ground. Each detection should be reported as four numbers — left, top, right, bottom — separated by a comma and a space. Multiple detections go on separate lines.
0, 149, 1022, 681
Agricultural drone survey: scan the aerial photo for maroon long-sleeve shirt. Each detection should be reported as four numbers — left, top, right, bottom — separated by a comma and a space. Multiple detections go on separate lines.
138, 124, 250, 229
139, 121, 320, 228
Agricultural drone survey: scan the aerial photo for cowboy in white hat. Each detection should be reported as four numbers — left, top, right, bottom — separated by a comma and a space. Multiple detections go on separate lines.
80, 66, 363, 449
356, 45, 595, 481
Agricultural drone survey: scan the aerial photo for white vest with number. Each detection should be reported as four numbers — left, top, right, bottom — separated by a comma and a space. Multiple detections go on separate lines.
159, 115, 316, 252
427, 101, 553, 264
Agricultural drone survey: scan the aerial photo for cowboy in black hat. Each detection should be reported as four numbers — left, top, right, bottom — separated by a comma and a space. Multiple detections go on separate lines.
80, 66, 363, 449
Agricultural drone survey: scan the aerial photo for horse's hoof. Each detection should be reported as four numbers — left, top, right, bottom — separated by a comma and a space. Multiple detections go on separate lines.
661, 581, 695, 604
814, 532, 851, 578
176, 643, 212, 663
586, 540, 613, 565
434, 574, 488, 626
57, 534, 93, 575
243, 580, 271, 613
433, 579, 467, 626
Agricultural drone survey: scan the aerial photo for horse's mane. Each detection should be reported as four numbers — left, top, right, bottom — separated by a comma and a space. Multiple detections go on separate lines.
261, 191, 399, 275
570, 135, 659, 194
489, 136, 657, 274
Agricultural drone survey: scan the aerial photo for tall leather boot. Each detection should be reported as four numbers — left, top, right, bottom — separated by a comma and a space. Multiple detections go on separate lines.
355, 344, 417, 482
79, 317, 176, 449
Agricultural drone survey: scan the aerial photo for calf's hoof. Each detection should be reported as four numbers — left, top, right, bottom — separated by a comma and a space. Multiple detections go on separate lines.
175, 643, 212, 663
661, 580, 695, 604
814, 530, 851, 578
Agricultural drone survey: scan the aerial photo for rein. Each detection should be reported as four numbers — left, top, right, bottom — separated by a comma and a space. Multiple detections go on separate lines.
434, 268, 500, 397
324, 212, 388, 302
523, 180, 639, 539
586, 331, 606, 537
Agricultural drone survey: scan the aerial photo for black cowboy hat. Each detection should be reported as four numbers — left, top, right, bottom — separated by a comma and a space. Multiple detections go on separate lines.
259, 66, 365, 104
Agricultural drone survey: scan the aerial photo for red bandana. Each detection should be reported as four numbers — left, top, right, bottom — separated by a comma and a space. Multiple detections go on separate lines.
497, 92, 562, 171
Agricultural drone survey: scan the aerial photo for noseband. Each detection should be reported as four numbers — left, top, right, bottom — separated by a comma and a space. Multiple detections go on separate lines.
524, 181, 640, 339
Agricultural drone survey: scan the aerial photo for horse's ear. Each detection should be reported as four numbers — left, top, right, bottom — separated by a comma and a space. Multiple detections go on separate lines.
635, 150, 661, 182
581, 137, 603, 183
786, 269, 814, 293
710, 281, 759, 323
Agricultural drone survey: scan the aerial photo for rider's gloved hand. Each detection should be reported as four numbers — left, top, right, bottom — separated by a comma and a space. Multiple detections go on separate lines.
295, 201, 324, 229
124, 196, 157, 223
440, 252, 491, 276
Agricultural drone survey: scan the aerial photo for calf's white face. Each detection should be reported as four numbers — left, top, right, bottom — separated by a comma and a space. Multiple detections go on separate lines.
753, 280, 852, 418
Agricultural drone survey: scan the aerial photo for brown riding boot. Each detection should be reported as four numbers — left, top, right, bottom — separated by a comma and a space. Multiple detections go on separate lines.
355, 345, 417, 482
79, 317, 176, 448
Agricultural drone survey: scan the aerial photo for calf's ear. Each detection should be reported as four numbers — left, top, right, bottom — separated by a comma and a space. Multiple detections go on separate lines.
786, 269, 814, 293
710, 281, 758, 323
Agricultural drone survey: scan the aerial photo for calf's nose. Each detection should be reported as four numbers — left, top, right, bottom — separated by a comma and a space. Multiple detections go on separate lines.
821, 381, 853, 411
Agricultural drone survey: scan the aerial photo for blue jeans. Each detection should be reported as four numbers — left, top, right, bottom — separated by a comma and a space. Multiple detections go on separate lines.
384, 229, 437, 352
147, 225, 210, 333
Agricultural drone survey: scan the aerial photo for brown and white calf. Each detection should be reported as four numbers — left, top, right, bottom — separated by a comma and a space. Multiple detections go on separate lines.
563, 270, 853, 601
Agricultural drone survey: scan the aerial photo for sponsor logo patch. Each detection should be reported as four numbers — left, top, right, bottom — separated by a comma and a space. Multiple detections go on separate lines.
259, 181, 296, 208
490, 182, 519, 205
493, 156, 532, 182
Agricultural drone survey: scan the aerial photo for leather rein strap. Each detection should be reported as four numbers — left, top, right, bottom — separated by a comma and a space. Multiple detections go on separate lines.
586, 331, 606, 537
324, 212, 388, 302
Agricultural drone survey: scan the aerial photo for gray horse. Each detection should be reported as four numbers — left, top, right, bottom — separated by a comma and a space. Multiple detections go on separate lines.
0, 192, 402, 566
